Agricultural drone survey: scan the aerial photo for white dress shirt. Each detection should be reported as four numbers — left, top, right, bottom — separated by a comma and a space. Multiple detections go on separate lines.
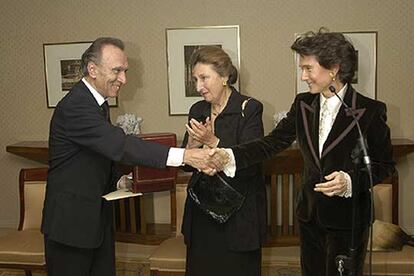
318, 85, 352, 197
319, 85, 345, 156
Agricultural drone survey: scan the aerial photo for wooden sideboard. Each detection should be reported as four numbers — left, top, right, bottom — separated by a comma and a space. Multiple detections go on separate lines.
5, 138, 414, 245
6, 138, 414, 166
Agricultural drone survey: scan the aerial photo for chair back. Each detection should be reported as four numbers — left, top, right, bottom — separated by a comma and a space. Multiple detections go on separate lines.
175, 182, 187, 236
263, 155, 303, 246
372, 183, 393, 223
18, 168, 48, 230
372, 172, 399, 225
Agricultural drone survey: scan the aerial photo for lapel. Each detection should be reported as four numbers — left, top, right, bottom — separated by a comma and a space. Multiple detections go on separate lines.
321, 87, 366, 158
299, 86, 366, 168
216, 87, 243, 116
300, 95, 321, 169
193, 87, 242, 123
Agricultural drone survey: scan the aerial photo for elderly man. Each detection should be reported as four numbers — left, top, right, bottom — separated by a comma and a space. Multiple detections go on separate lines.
41, 37, 224, 276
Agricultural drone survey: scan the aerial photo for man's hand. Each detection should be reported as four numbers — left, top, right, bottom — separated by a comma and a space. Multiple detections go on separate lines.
314, 171, 348, 197
117, 174, 133, 191
183, 148, 229, 175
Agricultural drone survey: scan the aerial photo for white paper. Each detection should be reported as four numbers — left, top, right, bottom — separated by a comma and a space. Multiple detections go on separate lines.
102, 189, 142, 201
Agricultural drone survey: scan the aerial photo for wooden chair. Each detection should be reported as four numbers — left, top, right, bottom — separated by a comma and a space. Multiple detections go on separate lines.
262, 153, 303, 247
148, 173, 190, 276
114, 133, 178, 245
114, 176, 181, 275
0, 167, 47, 276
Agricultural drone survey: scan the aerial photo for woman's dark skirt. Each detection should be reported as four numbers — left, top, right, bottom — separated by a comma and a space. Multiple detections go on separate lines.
185, 205, 261, 276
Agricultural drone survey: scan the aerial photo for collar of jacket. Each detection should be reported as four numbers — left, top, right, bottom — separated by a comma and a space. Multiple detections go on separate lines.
300, 84, 366, 168
199, 87, 247, 118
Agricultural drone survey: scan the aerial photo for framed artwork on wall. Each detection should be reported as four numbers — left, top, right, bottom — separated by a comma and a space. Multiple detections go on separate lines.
166, 25, 240, 115
294, 31, 377, 99
43, 41, 118, 107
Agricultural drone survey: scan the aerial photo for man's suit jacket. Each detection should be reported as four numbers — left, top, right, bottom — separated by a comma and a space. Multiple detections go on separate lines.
233, 85, 395, 230
181, 88, 267, 251
41, 80, 170, 248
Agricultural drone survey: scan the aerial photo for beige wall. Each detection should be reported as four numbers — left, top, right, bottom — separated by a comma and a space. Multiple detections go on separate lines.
1, 0, 413, 232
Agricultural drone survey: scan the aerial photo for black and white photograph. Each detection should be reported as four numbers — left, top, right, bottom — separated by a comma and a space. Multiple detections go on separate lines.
43, 41, 118, 107
166, 26, 240, 115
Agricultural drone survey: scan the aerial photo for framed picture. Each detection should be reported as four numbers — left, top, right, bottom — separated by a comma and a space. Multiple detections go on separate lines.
295, 31, 377, 99
43, 41, 118, 107
166, 25, 240, 115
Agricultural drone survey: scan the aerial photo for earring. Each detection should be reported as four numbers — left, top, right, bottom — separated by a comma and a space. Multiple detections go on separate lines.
222, 81, 227, 87
330, 72, 336, 82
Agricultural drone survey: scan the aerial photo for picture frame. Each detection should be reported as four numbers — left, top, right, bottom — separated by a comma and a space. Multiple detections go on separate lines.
43, 41, 118, 107
294, 31, 377, 99
166, 26, 240, 115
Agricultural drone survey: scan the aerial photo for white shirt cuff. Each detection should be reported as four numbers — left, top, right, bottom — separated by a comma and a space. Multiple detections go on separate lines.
166, 147, 185, 167
222, 148, 236, 178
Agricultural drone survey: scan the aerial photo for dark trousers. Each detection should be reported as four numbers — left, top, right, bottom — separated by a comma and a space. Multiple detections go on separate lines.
44, 224, 115, 276
299, 218, 369, 276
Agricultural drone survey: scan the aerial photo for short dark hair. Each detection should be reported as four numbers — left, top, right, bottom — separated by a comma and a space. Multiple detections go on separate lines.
189, 46, 238, 85
291, 28, 357, 84
81, 37, 125, 76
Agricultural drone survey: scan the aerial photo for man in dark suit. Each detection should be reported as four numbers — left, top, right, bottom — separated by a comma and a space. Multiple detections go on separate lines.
218, 30, 395, 275
41, 37, 223, 276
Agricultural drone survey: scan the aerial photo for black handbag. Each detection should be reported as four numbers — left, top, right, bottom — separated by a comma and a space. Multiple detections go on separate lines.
188, 172, 245, 223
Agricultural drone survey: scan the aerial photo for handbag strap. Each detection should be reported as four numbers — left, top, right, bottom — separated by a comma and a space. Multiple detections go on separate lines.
241, 98, 252, 117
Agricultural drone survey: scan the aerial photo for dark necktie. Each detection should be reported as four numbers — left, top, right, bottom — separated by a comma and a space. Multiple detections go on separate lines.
101, 101, 110, 122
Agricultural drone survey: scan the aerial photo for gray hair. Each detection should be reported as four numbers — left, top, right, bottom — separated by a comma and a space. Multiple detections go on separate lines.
80, 37, 125, 76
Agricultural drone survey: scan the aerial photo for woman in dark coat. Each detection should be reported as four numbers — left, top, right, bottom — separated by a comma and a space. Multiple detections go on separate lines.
181, 46, 266, 276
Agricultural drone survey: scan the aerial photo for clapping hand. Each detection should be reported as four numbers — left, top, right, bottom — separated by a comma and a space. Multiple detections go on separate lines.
185, 118, 219, 148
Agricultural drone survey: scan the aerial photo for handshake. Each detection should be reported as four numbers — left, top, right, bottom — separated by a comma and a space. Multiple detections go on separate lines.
183, 148, 230, 175
117, 148, 230, 191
